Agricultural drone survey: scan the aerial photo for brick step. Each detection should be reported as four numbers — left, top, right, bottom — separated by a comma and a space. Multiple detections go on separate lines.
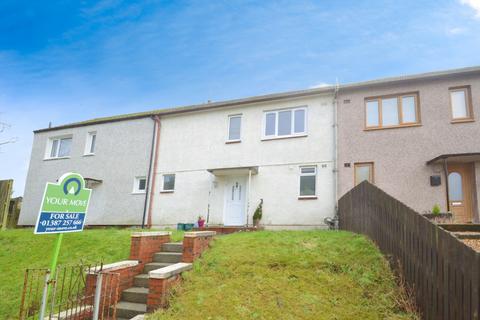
143, 262, 173, 273
115, 301, 146, 319
134, 274, 149, 288
162, 242, 183, 253
122, 286, 149, 304
153, 252, 182, 263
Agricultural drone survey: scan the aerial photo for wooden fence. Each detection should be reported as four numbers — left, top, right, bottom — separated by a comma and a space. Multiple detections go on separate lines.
338, 181, 480, 320
0, 179, 13, 230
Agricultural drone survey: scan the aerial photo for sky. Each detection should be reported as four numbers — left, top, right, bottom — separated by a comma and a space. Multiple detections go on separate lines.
0, 0, 480, 196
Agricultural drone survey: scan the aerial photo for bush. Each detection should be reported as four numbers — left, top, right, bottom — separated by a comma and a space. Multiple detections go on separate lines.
432, 204, 441, 216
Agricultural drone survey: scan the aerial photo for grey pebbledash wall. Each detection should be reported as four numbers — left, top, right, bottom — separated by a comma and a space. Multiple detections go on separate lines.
19, 117, 154, 226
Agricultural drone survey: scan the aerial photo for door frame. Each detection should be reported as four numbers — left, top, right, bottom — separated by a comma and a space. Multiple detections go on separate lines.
446, 162, 477, 223
223, 175, 248, 226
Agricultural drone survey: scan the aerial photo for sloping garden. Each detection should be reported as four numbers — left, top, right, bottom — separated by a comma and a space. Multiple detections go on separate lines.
151, 231, 418, 319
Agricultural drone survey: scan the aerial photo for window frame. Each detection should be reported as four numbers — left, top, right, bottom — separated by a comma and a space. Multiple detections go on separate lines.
449, 86, 474, 123
84, 131, 97, 156
226, 114, 242, 143
262, 106, 308, 140
298, 165, 317, 199
364, 92, 421, 130
45, 135, 73, 160
161, 174, 176, 193
133, 176, 147, 194
354, 162, 374, 186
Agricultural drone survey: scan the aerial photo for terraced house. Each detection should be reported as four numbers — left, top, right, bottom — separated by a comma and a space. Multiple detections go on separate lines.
337, 66, 480, 223
19, 88, 337, 229
18, 65, 480, 228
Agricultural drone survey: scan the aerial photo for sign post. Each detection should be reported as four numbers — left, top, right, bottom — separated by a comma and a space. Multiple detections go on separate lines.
34, 172, 92, 318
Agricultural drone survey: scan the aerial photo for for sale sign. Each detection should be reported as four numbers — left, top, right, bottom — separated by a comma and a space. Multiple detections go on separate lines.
34, 172, 92, 234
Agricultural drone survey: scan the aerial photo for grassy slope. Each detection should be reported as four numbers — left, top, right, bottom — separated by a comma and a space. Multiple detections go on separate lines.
152, 231, 415, 320
0, 228, 183, 319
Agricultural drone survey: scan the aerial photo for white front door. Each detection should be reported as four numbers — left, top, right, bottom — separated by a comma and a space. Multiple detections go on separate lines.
224, 176, 246, 226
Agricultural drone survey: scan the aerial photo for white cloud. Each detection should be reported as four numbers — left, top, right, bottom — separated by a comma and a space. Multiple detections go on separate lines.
446, 27, 467, 35
460, 0, 480, 17
309, 82, 332, 89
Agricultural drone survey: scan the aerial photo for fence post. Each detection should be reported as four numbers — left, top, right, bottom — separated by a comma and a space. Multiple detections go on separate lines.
1, 180, 13, 231
38, 270, 50, 320
92, 272, 104, 320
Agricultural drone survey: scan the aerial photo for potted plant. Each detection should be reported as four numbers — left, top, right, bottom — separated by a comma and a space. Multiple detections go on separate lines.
197, 215, 206, 228
253, 199, 263, 227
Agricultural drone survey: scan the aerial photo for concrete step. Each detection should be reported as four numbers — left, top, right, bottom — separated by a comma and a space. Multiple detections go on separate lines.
162, 242, 183, 253
122, 286, 149, 304
153, 252, 183, 263
134, 274, 149, 288
115, 301, 146, 319
143, 262, 173, 273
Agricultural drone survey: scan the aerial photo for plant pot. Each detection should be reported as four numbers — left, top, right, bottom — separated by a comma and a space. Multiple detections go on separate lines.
423, 213, 452, 219
198, 220, 205, 228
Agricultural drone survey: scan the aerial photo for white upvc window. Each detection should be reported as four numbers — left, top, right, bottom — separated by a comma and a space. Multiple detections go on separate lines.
133, 176, 147, 193
227, 115, 242, 142
299, 166, 317, 198
84, 131, 97, 155
162, 174, 175, 192
46, 136, 72, 159
263, 106, 307, 139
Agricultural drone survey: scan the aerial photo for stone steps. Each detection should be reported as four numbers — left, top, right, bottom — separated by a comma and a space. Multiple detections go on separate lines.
153, 252, 183, 263
116, 301, 147, 319
122, 286, 149, 304
143, 262, 173, 273
115, 242, 184, 318
162, 242, 183, 253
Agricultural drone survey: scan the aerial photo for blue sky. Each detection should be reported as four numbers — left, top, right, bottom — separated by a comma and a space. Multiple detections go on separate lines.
1, 0, 480, 196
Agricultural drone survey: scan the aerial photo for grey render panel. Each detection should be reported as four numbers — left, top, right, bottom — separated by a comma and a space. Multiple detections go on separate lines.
18, 117, 154, 226
337, 71, 480, 217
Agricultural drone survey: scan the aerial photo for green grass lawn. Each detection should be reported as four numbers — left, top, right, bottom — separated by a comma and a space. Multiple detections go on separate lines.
0, 228, 183, 320
151, 231, 417, 320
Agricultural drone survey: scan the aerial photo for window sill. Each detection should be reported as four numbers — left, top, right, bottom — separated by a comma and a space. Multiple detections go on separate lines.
298, 196, 317, 200
44, 156, 71, 161
83, 153, 95, 157
160, 190, 174, 193
225, 140, 241, 144
261, 134, 307, 141
451, 118, 475, 124
131, 192, 146, 195
364, 123, 422, 131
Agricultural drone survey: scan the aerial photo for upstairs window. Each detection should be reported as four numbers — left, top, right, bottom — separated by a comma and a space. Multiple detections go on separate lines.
84, 131, 97, 155
264, 107, 307, 139
299, 166, 316, 198
449, 86, 474, 122
48, 136, 72, 158
227, 115, 242, 142
162, 174, 175, 192
133, 176, 147, 193
365, 93, 420, 129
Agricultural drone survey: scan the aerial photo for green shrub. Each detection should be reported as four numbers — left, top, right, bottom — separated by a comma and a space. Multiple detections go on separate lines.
253, 199, 263, 221
432, 204, 441, 215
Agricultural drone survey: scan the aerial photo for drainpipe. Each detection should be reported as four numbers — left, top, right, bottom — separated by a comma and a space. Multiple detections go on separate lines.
443, 158, 450, 212
246, 169, 252, 227
333, 81, 339, 215
145, 116, 161, 228
142, 117, 158, 228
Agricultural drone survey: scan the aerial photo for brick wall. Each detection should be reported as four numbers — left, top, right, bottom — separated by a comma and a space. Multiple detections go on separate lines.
182, 231, 216, 263
147, 274, 182, 311
129, 231, 172, 267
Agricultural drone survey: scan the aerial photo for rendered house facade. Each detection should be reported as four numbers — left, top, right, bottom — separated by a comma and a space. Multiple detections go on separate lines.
19, 65, 480, 228
337, 67, 480, 223
19, 89, 336, 229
